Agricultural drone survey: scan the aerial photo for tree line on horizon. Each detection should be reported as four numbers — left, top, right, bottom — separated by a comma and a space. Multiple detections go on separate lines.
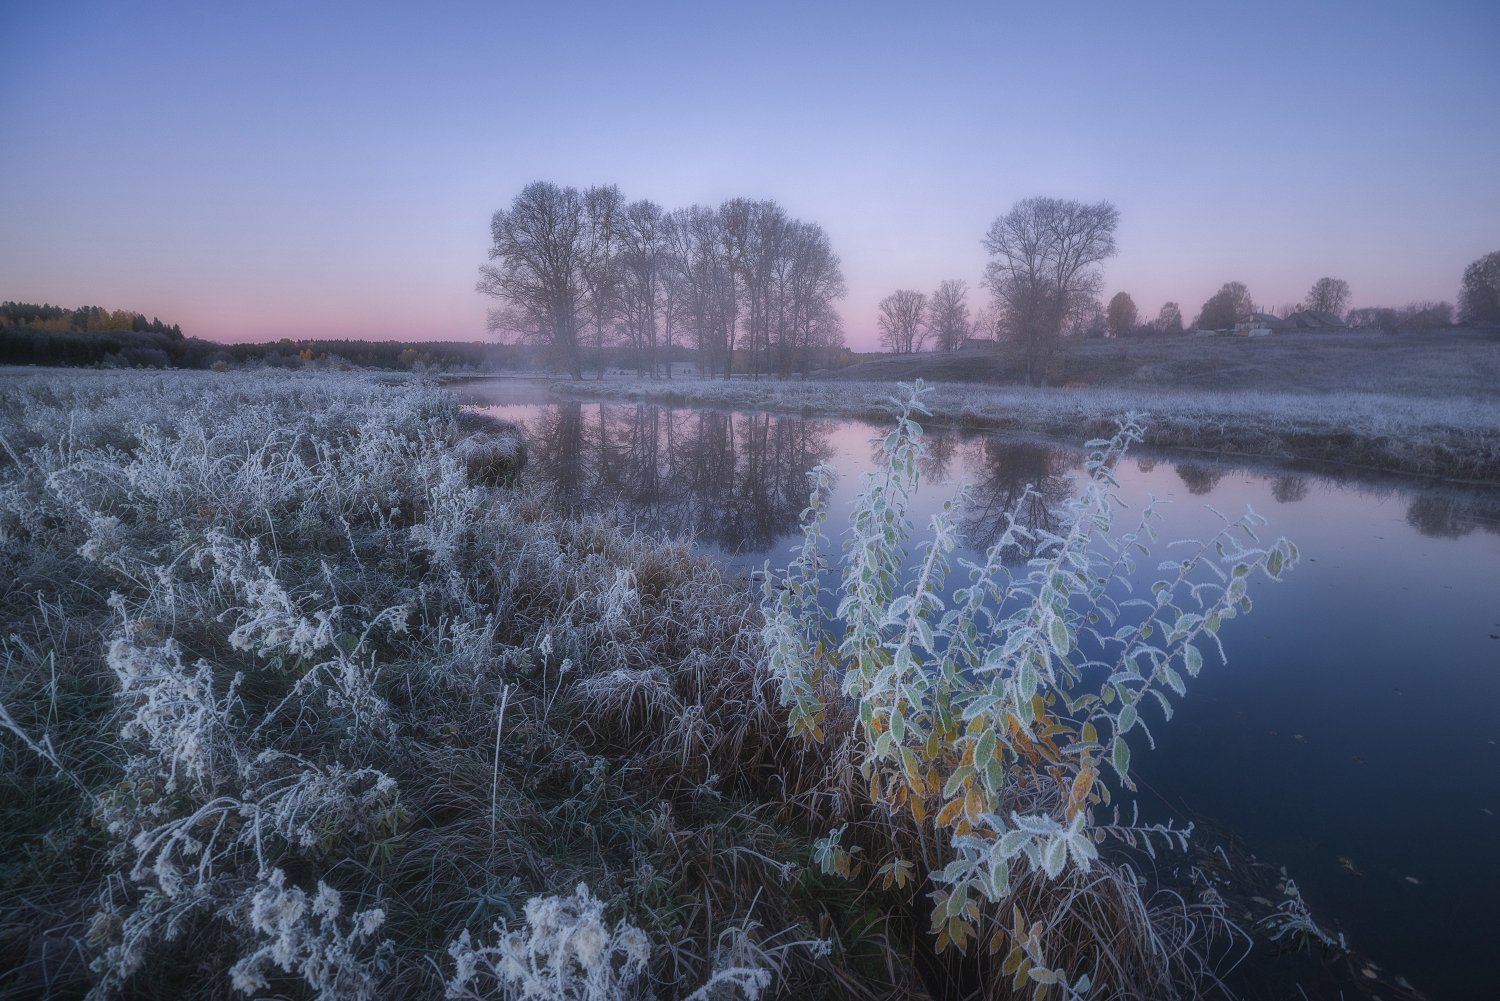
480, 182, 849, 380
0, 302, 543, 372
874, 215, 1500, 369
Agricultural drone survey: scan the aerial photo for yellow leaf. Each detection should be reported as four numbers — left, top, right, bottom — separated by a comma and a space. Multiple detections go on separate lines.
964, 785, 984, 826
1070, 769, 1095, 805
936, 798, 964, 828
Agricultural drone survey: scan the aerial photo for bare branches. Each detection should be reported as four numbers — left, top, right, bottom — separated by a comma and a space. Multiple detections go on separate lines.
982, 197, 1119, 384
876, 289, 926, 354
926, 279, 970, 351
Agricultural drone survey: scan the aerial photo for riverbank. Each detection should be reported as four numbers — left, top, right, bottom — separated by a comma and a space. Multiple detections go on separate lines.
543, 375, 1500, 485
0, 369, 1437, 1000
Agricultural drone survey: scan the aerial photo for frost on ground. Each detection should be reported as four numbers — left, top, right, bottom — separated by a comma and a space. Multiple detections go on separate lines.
0, 370, 816, 999
0, 369, 1314, 1000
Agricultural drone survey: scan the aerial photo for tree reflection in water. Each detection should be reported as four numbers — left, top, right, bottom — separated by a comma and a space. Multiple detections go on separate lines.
955, 436, 1075, 561
1405, 493, 1500, 539
1174, 462, 1226, 496
523, 401, 835, 553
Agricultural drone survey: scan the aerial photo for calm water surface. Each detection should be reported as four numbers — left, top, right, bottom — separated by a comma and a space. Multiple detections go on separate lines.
462, 379, 1500, 998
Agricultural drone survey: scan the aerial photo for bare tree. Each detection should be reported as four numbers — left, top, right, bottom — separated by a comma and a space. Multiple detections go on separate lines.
877, 290, 927, 353
1216, 281, 1255, 318
478, 181, 595, 379
617, 199, 667, 376
580, 185, 626, 378
1304, 277, 1351, 317
776, 220, 846, 374
663, 205, 730, 377
982, 197, 1119, 385
926, 279, 971, 351
970, 306, 1001, 343
1106, 291, 1138, 335
1156, 301, 1182, 334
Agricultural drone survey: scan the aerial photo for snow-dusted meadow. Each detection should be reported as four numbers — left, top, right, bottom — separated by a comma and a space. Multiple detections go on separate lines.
0, 369, 819, 998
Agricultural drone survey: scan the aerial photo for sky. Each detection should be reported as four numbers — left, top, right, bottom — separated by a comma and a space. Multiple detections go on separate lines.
2, 0, 1497, 349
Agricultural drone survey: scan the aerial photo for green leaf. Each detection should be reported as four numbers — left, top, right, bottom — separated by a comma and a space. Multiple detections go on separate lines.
1183, 643, 1203, 677
1117, 704, 1137, 734
1042, 838, 1067, 878
1047, 615, 1069, 657
943, 764, 975, 799
1112, 737, 1130, 780
976, 729, 996, 769
999, 829, 1030, 858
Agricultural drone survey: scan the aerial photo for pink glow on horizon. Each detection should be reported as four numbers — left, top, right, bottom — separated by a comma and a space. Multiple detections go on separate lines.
2, 1, 1495, 350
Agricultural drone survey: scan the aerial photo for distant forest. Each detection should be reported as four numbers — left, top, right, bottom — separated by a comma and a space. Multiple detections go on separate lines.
0, 302, 541, 371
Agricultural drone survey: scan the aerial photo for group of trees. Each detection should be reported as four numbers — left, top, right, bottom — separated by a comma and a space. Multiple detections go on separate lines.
0, 302, 195, 368
480, 182, 847, 380
874, 198, 1121, 382
0, 302, 182, 338
874, 279, 974, 353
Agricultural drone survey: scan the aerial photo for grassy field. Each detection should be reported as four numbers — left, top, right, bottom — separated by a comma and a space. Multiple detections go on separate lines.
544, 334, 1500, 485
829, 329, 1500, 398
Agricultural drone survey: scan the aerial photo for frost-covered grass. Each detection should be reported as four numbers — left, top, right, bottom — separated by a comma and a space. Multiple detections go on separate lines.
0, 368, 1341, 999
0, 369, 839, 999
548, 375, 1500, 483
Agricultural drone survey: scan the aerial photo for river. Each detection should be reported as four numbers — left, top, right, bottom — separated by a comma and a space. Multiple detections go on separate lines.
459, 378, 1500, 998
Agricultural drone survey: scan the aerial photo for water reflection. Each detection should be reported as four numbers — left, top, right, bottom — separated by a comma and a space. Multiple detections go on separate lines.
521, 401, 835, 553
1174, 461, 1226, 495
956, 437, 1073, 558
1270, 475, 1309, 503
1405, 493, 1500, 538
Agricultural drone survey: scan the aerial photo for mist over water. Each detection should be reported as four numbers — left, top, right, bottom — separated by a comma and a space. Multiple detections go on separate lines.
463, 379, 1500, 997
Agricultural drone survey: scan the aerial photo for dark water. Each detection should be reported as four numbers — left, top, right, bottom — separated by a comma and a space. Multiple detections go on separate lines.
461, 379, 1500, 998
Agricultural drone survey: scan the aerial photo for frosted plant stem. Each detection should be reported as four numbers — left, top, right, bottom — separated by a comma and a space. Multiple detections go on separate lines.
0, 696, 88, 795
490, 684, 510, 847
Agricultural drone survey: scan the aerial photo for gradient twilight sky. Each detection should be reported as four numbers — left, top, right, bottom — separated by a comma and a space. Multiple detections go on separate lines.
2, 1, 1497, 349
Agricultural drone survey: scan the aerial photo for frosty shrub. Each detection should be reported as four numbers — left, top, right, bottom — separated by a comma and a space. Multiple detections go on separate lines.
229, 868, 392, 1000
762, 381, 1297, 989
447, 883, 652, 1000
448, 883, 798, 1001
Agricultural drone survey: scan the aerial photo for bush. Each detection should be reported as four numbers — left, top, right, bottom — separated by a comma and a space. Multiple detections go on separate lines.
762, 382, 1297, 993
